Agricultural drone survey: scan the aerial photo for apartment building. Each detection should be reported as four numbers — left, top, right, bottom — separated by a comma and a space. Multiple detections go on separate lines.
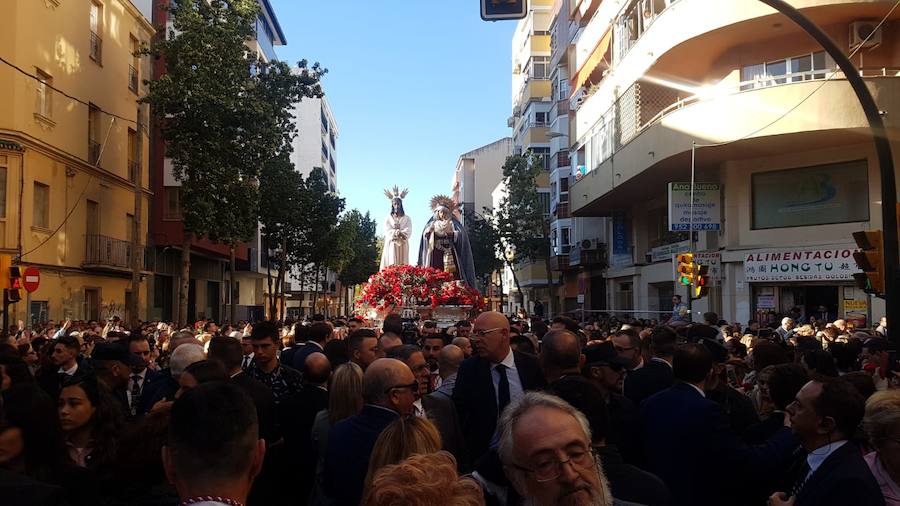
148, 0, 286, 323
0, 0, 153, 323
507, 0, 555, 316
569, 0, 899, 326
285, 94, 341, 317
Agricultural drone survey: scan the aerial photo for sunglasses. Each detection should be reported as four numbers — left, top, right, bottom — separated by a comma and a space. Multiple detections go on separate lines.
384, 381, 419, 394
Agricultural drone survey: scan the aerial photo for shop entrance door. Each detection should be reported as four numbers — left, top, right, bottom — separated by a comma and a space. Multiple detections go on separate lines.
772, 285, 839, 323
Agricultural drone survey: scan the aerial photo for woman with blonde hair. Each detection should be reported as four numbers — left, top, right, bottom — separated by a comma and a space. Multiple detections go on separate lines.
310, 362, 364, 505
364, 451, 484, 506
863, 389, 900, 505
363, 415, 442, 492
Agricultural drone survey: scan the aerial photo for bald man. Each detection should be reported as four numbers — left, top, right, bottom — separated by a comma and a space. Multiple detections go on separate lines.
379, 332, 403, 353
323, 358, 416, 505
452, 311, 546, 461
431, 344, 464, 400
451, 336, 473, 358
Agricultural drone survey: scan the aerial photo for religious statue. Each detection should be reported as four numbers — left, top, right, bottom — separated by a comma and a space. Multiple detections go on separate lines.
418, 195, 477, 288
380, 186, 412, 270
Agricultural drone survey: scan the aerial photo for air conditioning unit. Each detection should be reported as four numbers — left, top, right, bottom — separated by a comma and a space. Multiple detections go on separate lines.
850, 20, 882, 49
580, 238, 599, 250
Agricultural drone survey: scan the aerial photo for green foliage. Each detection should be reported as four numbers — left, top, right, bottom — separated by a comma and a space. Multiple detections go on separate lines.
495, 153, 549, 262
142, 0, 326, 246
291, 168, 345, 268
339, 211, 380, 287
465, 209, 504, 286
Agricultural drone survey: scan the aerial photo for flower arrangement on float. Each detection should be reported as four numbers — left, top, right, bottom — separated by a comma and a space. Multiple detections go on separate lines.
357, 265, 484, 314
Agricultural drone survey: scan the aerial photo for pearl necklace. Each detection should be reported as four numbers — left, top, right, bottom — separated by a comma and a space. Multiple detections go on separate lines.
179, 496, 244, 506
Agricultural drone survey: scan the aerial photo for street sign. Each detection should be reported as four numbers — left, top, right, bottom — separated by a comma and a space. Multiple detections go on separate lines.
481, 0, 528, 21
667, 182, 721, 231
23, 266, 40, 293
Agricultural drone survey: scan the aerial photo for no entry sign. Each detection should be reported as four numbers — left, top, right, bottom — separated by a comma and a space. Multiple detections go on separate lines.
23, 266, 40, 293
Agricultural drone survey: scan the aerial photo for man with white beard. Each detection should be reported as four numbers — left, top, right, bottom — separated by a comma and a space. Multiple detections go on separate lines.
497, 392, 641, 506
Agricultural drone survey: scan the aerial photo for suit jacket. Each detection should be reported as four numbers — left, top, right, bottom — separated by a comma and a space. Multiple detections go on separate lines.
128, 368, 162, 418
137, 369, 178, 415
323, 404, 399, 506
37, 360, 93, 401
230, 371, 280, 443
640, 382, 798, 506
623, 357, 674, 406
291, 341, 325, 371
423, 392, 469, 471
793, 442, 885, 506
452, 350, 546, 462
596, 444, 670, 506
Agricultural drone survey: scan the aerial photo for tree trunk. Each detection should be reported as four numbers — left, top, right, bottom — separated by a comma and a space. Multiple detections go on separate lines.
229, 245, 236, 324
505, 258, 524, 313
179, 231, 192, 327
312, 265, 320, 316
266, 248, 274, 319
543, 256, 555, 319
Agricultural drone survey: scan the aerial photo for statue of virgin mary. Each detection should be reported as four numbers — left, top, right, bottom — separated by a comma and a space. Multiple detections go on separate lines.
418, 195, 477, 288
380, 186, 412, 270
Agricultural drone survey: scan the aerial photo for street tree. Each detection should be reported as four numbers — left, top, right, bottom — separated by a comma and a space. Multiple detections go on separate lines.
464, 208, 504, 291
142, 0, 324, 324
338, 210, 380, 312
495, 153, 553, 316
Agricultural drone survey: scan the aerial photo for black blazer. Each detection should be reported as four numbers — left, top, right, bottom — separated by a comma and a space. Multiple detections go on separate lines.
640, 382, 798, 506
793, 442, 885, 506
623, 358, 674, 406
231, 371, 281, 443
423, 392, 469, 471
452, 350, 546, 462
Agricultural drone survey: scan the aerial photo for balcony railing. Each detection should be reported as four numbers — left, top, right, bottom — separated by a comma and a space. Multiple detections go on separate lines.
128, 65, 138, 92
84, 234, 147, 271
557, 100, 569, 116
88, 141, 101, 166
128, 159, 139, 183
550, 252, 570, 271
570, 243, 608, 268
90, 31, 102, 64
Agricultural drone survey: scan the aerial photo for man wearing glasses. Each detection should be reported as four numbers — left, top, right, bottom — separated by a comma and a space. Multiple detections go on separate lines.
453, 311, 546, 463
498, 391, 618, 506
323, 358, 417, 506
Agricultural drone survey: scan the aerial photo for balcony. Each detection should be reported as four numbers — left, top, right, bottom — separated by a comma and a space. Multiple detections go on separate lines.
549, 254, 570, 272
90, 32, 102, 64
84, 234, 152, 273
569, 243, 608, 268
88, 141, 101, 166
557, 100, 570, 116
554, 202, 570, 219
129, 65, 138, 92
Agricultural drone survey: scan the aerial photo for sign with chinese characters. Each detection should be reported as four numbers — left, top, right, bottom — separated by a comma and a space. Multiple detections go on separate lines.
694, 251, 721, 285
668, 183, 721, 231
744, 248, 860, 282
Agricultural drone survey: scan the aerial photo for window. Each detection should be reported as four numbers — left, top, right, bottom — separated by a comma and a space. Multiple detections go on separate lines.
0, 160, 7, 219
90, 2, 102, 64
321, 142, 329, 161
127, 128, 138, 182
33, 182, 50, 229
561, 227, 571, 246
35, 69, 52, 118
30, 301, 49, 325
86, 200, 99, 237
164, 186, 182, 220
529, 56, 550, 79
128, 36, 139, 92
741, 51, 832, 90
535, 111, 548, 126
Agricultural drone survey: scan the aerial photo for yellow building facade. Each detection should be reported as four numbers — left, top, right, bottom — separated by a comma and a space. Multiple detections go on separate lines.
0, 0, 152, 324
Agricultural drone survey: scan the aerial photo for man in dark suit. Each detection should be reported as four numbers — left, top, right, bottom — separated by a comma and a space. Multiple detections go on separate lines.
125, 335, 162, 418
624, 326, 676, 406
38, 334, 92, 401
278, 352, 331, 504
641, 343, 798, 506
292, 322, 332, 372
769, 378, 884, 506
387, 344, 468, 470
323, 358, 416, 506
452, 310, 546, 463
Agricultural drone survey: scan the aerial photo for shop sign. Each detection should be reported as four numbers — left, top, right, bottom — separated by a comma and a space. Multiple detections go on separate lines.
844, 299, 868, 328
694, 251, 721, 285
668, 183, 721, 231
756, 295, 776, 309
651, 240, 691, 263
744, 248, 859, 282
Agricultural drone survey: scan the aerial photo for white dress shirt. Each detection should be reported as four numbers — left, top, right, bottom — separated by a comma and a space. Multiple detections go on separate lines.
413, 398, 425, 418
806, 440, 848, 478
59, 363, 79, 376
491, 349, 524, 410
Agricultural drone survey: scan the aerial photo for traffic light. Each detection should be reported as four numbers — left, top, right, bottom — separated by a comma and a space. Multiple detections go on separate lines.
6, 266, 21, 303
481, 0, 528, 21
694, 264, 710, 299
852, 230, 885, 297
676, 253, 694, 286
0, 255, 9, 290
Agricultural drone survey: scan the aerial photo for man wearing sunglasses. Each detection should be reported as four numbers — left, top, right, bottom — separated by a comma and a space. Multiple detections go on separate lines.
453, 311, 546, 463
322, 358, 417, 506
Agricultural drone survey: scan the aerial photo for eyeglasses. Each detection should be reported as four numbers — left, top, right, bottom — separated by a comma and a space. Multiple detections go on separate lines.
512, 447, 595, 482
384, 381, 419, 394
472, 327, 504, 338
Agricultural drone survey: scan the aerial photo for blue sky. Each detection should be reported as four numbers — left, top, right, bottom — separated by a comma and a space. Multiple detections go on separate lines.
271, 1, 515, 259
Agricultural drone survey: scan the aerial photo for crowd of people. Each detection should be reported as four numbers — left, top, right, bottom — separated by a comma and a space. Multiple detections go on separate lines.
0, 309, 898, 506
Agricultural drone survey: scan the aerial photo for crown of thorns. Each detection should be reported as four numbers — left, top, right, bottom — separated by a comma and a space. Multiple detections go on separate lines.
384, 186, 409, 201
